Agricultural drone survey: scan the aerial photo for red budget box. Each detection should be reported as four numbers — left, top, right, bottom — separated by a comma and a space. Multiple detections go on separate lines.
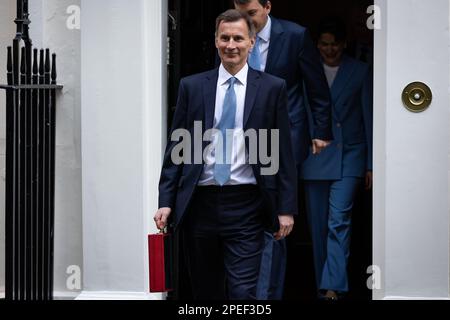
148, 232, 173, 292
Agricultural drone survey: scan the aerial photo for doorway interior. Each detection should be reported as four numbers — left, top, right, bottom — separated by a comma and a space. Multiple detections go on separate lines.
167, 0, 374, 300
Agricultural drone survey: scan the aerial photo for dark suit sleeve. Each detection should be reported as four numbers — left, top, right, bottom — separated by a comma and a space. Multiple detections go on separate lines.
158, 80, 187, 209
362, 66, 373, 171
298, 29, 333, 140
276, 81, 298, 215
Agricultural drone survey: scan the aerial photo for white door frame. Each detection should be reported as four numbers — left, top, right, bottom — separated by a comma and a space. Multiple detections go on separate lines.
373, 0, 450, 300
78, 0, 168, 300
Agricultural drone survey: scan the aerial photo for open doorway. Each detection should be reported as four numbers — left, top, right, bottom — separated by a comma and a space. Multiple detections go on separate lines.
167, 0, 374, 300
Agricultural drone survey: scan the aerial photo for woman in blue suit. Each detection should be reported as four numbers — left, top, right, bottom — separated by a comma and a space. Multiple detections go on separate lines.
301, 18, 373, 300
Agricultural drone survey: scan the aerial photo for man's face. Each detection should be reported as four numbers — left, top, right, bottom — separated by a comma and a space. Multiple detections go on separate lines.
216, 19, 255, 71
317, 33, 346, 67
234, 0, 271, 33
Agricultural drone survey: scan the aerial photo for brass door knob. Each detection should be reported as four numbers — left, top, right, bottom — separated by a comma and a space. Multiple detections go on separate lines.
402, 82, 432, 113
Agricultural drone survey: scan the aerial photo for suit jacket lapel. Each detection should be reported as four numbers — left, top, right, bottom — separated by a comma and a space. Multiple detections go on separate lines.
244, 68, 261, 128
265, 17, 285, 74
203, 69, 219, 130
330, 55, 355, 103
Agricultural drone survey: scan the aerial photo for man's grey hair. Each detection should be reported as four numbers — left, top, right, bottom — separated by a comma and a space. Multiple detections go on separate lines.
215, 9, 256, 38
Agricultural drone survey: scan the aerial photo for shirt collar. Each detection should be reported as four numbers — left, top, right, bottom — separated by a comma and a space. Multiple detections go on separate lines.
218, 63, 248, 86
258, 16, 271, 43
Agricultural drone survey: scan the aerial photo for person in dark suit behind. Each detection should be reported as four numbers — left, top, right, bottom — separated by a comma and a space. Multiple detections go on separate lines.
233, 0, 333, 300
301, 17, 373, 300
154, 9, 297, 300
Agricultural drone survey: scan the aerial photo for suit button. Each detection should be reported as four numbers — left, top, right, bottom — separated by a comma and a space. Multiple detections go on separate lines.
336, 123, 341, 128
337, 143, 342, 148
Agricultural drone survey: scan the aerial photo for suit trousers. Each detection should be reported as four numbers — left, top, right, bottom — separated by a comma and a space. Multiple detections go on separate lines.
183, 185, 265, 300
304, 177, 362, 293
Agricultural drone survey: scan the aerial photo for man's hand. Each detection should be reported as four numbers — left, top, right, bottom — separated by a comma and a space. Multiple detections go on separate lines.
312, 139, 331, 155
154, 207, 172, 230
365, 171, 373, 190
274, 215, 294, 240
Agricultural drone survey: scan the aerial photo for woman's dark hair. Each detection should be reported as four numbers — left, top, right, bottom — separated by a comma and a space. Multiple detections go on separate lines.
318, 17, 347, 43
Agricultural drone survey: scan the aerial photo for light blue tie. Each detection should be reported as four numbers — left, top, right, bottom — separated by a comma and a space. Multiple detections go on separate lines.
248, 36, 261, 71
214, 77, 237, 186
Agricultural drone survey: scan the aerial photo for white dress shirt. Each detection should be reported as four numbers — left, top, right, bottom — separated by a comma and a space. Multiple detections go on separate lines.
255, 16, 272, 72
198, 63, 257, 186
323, 64, 340, 88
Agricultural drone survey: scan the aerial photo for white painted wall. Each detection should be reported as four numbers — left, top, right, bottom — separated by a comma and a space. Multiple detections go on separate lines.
0, 0, 166, 300
374, 0, 450, 299
78, 0, 167, 299
0, 0, 16, 297
43, 0, 83, 299
29, 0, 83, 298
0, 0, 83, 298
448, 0, 450, 289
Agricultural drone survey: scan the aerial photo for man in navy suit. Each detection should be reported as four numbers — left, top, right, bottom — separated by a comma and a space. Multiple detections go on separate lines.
234, 0, 333, 299
301, 17, 373, 300
154, 9, 297, 300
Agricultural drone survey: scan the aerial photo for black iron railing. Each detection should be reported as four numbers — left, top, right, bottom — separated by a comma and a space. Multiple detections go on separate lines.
0, 0, 62, 300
